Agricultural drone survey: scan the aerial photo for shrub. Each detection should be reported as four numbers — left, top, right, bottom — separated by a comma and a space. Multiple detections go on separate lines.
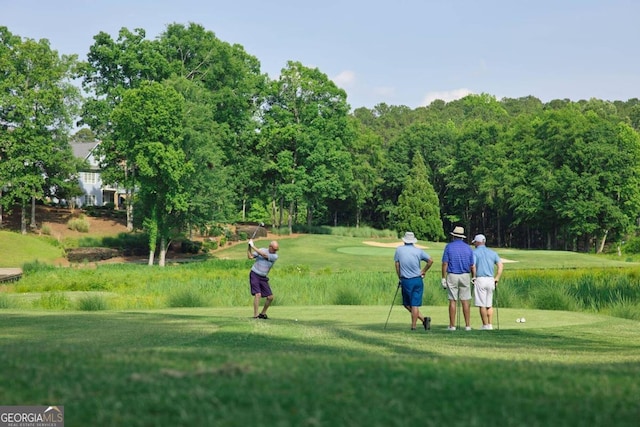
67, 216, 90, 232
180, 240, 203, 254
102, 232, 149, 256
623, 237, 640, 254
202, 239, 218, 252
206, 224, 224, 237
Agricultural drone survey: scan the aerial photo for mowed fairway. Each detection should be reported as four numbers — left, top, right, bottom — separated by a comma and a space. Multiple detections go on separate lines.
1, 305, 639, 426
1, 232, 640, 426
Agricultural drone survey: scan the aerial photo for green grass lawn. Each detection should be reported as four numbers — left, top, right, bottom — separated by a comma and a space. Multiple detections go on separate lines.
219, 234, 638, 272
1, 306, 638, 426
2, 231, 640, 425
0, 230, 64, 268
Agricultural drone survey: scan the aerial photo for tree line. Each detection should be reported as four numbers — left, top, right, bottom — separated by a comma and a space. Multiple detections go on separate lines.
2, 23, 640, 264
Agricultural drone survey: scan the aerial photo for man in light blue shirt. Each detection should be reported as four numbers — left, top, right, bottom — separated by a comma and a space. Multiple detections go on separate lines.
248, 239, 279, 319
394, 232, 434, 331
472, 234, 503, 330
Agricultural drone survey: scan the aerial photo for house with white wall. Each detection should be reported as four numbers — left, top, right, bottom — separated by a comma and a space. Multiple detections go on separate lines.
70, 141, 127, 208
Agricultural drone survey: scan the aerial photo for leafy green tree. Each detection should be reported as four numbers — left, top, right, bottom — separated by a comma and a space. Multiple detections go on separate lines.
82, 23, 266, 232
111, 81, 191, 266
80, 27, 170, 230
166, 76, 236, 232
392, 153, 444, 241
0, 27, 81, 232
71, 128, 96, 142
344, 116, 384, 227
552, 111, 640, 251
501, 96, 544, 117
260, 61, 352, 231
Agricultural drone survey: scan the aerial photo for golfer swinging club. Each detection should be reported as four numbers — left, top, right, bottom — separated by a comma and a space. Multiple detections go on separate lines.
247, 238, 279, 319
394, 232, 434, 331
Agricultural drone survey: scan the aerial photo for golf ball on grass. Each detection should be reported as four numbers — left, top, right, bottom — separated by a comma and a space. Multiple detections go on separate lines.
516, 318, 526, 323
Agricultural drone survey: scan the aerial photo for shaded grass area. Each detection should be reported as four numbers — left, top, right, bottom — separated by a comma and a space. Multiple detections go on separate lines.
0, 306, 639, 426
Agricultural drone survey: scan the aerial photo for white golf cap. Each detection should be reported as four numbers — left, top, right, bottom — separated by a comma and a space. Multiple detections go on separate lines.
472, 234, 486, 243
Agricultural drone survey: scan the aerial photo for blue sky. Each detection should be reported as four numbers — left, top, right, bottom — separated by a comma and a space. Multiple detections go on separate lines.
3, 0, 639, 109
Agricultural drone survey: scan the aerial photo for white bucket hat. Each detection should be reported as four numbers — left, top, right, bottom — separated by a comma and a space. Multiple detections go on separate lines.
401, 232, 418, 244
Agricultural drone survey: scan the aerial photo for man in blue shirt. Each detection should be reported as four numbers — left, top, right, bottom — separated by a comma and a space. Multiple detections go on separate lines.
441, 226, 475, 331
394, 232, 434, 331
471, 234, 503, 330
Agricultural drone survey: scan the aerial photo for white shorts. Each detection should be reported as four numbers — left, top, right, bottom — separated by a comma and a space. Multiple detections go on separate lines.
474, 277, 495, 307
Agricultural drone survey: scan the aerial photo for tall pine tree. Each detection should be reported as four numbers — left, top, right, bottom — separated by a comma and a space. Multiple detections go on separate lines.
393, 153, 445, 241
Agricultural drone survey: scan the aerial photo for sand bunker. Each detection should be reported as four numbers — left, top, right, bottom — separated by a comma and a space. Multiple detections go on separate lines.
362, 241, 427, 249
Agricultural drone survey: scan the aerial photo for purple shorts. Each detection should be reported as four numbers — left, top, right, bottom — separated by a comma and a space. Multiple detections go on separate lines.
250, 270, 273, 297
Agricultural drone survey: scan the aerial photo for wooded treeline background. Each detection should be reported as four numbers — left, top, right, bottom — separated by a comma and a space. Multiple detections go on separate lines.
2, 23, 640, 257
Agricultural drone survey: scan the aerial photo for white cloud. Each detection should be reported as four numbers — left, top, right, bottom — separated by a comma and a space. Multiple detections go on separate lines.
333, 70, 356, 88
421, 88, 473, 106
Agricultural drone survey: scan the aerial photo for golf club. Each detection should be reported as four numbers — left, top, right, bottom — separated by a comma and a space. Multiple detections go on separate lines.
384, 282, 401, 330
456, 288, 461, 330
250, 222, 265, 239
495, 285, 500, 330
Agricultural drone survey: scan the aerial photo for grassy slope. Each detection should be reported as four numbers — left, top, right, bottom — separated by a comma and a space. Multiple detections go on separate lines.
0, 230, 64, 267
1, 306, 638, 426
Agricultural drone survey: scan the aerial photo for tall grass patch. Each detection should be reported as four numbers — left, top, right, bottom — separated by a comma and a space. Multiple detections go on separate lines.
333, 288, 363, 305
0, 293, 13, 309
34, 292, 70, 309
504, 268, 640, 315
529, 281, 582, 311
167, 288, 209, 308
77, 294, 108, 311
607, 297, 640, 320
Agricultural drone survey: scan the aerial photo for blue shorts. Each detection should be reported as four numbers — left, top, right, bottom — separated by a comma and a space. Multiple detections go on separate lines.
250, 270, 273, 297
401, 277, 423, 307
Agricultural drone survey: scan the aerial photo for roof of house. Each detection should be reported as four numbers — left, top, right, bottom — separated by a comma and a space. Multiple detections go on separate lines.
70, 141, 100, 160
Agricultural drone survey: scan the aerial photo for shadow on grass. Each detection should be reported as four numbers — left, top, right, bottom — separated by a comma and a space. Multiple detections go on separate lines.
1, 311, 639, 426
